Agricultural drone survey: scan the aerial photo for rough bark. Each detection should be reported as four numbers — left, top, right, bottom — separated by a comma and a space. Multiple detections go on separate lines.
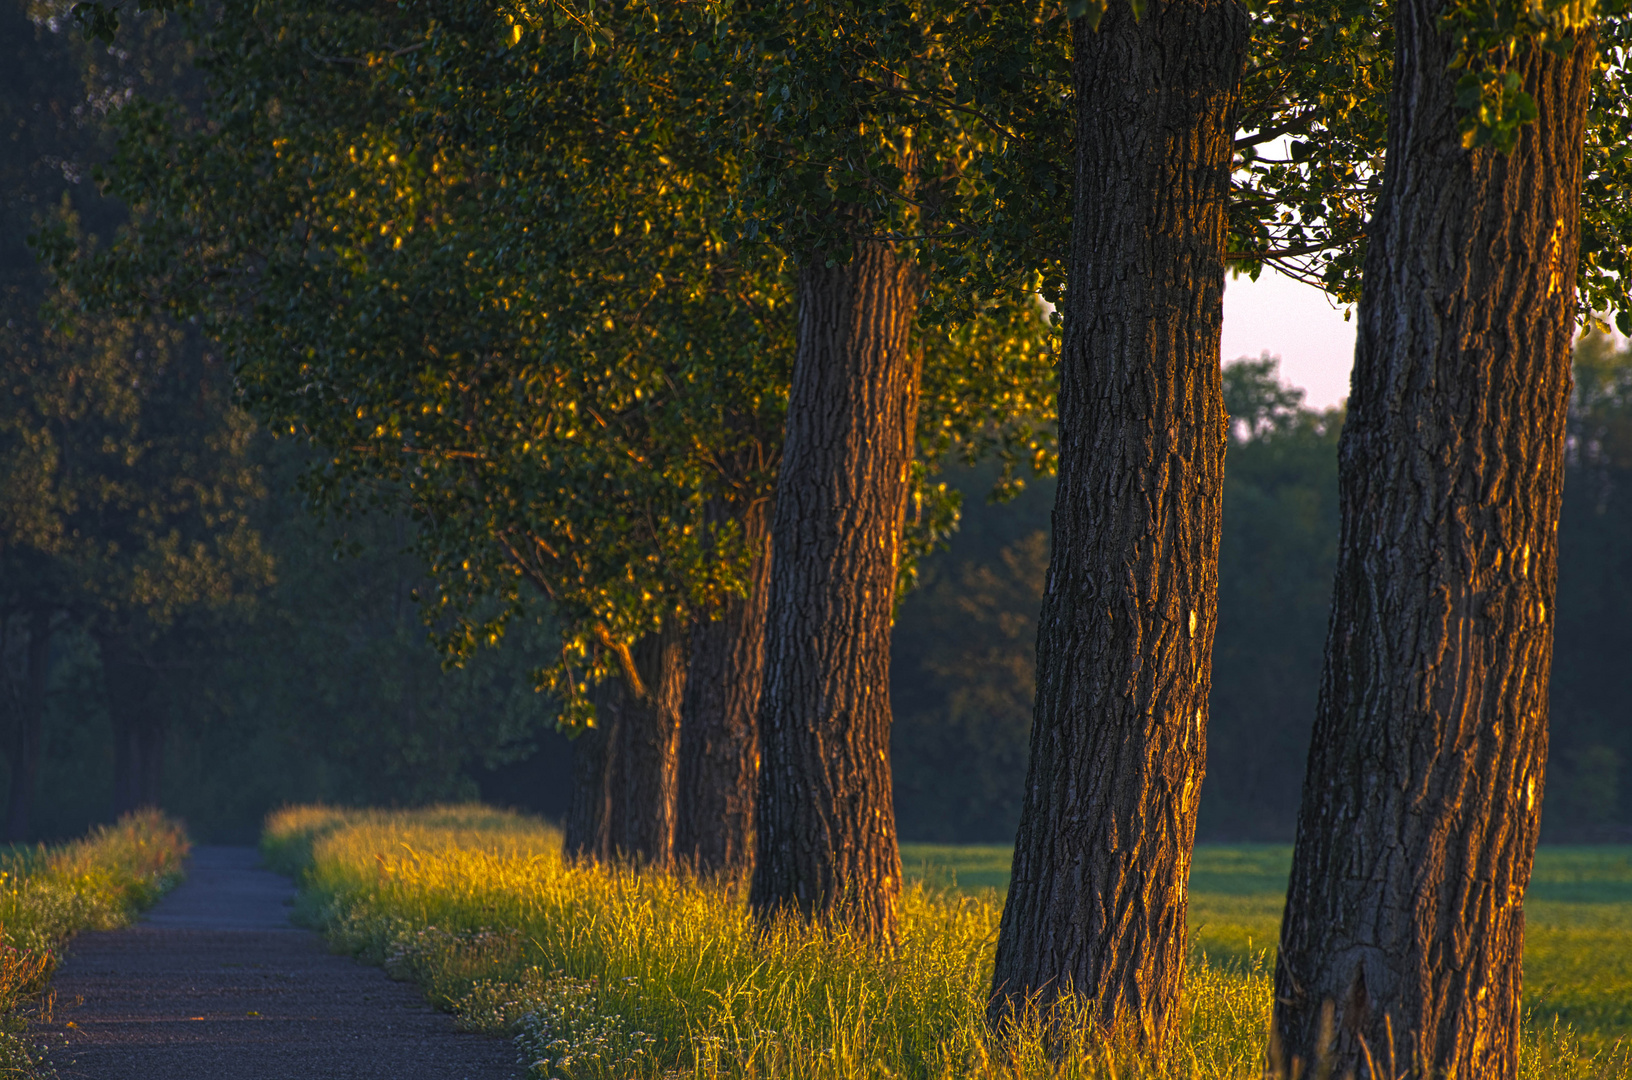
986, 0, 1245, 1044
1269, 10, 1595, 1079
4, 610, 50, 842
606, 624, 686, 863
749, 242, 920, 944
675, 496, 771, 876
99, 632, 167, 816
564, 627, 686, 863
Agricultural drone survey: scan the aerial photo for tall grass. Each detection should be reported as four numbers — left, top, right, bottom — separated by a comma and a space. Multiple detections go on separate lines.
0, 810, 189, 1076
265, 804, 1632, 1080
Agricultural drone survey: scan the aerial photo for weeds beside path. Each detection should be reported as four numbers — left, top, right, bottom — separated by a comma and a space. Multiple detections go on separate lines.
40, 844, 518, 1080
0, 811, 187, 1077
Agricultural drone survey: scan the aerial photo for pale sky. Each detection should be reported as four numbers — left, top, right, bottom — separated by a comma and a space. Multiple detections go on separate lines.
1221, 267, 1356, 411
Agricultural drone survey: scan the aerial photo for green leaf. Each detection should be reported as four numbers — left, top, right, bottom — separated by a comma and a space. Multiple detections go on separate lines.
1065, 0, 1111, 30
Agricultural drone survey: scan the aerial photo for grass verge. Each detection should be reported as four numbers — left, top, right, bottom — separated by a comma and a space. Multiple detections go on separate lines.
0, 810, 190, 1076
265, 804, 1632, 1079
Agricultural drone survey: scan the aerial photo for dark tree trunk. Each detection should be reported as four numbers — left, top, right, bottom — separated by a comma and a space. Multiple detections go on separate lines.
1269, 9, 1595, 1079
749, 242, 920, 944
4, 610, 51, 842
986, 0, 1245, 1043
564, 698, 618, 861
606, 624, 685, 863
675, 496, 771, 876
100, 632, 167, 816
564, 626, 685, 863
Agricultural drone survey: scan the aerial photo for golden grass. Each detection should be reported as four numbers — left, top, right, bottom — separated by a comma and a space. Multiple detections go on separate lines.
265, 805, 1632, 1080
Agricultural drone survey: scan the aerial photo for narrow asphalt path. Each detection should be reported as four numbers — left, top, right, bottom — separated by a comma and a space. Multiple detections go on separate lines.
40, 846, 520, 1079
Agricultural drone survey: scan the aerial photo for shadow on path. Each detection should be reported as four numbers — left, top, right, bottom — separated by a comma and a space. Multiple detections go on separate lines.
41, 846, 518, 1079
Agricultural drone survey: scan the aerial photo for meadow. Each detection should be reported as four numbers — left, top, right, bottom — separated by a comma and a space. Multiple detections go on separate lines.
0, 811, 190, 1075
265, 805, 1632, 1079
903, 843, 1632, 1056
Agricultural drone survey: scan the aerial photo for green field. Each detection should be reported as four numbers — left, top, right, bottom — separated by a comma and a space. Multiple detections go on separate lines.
902, 843, 1632, 1041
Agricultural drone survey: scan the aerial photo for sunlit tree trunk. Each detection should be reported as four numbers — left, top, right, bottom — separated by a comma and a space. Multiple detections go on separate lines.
750, 243, 920, 944
1270, 7, 1595, 1078
675, 497, 771, 876
987, 0, 1246, 1044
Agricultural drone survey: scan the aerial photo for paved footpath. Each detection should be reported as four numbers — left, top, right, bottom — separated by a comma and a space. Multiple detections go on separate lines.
40, 846, 519, 1080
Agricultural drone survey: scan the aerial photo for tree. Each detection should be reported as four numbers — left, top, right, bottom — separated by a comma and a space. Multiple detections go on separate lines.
889, 360, 1346, 848
1270, 4, 1608, 1076
178, 437, 550, 826
76, 0, 1058, 876
985, 0, 1632, 1042
986, 0, 1247, 1042
674, 494, 771, 873
0, 0, 271, 831
732, 0, 1075, 945
0, 611, 53, 841
0, 0, 110, 840
77, 0, 789, 863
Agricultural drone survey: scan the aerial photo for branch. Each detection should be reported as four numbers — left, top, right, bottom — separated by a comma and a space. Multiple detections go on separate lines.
592, 624, 646, 699
853, 74, 1023, 145
1235, 117, 1309, 150
302, 40, 428, 66
495, 532, 560, 603
350, 444, 485, 460
1225, 241, 1337, 260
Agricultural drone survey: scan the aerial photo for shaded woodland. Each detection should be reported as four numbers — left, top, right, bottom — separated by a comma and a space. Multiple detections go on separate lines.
3, 0, 1631, 1072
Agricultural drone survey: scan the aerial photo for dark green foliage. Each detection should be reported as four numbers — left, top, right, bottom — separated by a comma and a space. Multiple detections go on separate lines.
1549, 333, 1632, 841
891, 469, 1054, 843
158, 442, 555, 837
15, 440, 566, 843
71, 0, 796, 724
1204, 357, 1342, 840
72, 0, 1060, 734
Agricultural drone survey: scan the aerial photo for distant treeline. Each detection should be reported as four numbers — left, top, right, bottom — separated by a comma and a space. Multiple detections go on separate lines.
893, 343, 1632, 845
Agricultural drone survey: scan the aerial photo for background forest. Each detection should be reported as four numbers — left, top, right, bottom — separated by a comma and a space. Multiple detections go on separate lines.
3, 0, 1629, 847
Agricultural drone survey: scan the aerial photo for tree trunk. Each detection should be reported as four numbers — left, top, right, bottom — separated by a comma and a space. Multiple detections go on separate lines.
564, 700, 617, 861
100, 631, 167, 816
565, 626, 685, 863
986, 0, 1245, 1044
607, 624, 685, 863
4, 610, 51, 842
1270, 9, 1595, 1079
675, 496, 771, 876
749, 242, 920, 944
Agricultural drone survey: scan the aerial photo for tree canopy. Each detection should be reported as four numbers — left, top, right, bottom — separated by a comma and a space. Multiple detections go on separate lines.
69, 0, 1059, 731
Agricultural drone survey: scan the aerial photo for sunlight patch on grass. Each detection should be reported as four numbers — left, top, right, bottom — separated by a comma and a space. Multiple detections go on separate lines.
267, 806, 1632, 1079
